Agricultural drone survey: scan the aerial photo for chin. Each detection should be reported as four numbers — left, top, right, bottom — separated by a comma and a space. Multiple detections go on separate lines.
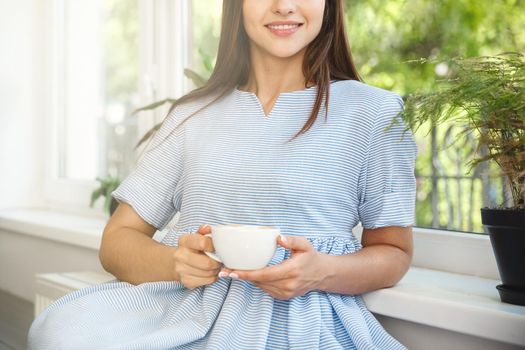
266, 47, 306, 59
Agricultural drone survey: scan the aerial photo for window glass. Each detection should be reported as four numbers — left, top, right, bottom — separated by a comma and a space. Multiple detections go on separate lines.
191, 0, 222, 80
59, 0, 139, 181
344, 0, 523, 233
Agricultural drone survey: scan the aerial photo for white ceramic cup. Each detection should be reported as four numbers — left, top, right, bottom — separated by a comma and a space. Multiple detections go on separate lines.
204, 224, 280, 270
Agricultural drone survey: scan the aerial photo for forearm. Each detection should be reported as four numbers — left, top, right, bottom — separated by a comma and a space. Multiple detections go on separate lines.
318, 245, 411, 295
99, 227, 177, 285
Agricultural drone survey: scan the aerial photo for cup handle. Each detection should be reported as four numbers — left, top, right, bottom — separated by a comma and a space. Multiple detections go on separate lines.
203, 233, 222, 263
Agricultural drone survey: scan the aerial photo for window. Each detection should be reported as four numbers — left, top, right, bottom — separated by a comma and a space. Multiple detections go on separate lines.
343, 0, 522, 234
411, 122, 510, 233
191, 0, 222, 80
45, 0, 191, 212
55, 0, 140, 182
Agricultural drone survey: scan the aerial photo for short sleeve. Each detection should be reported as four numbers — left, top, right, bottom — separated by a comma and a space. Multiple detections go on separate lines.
111, 108, 185, 230
357, 94, 418, 229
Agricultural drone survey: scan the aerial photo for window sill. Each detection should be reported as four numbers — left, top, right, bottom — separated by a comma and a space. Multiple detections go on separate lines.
363, 267, 525, 347
0, 207, 172, 250
0, 207, 107, 250
1, 208, 523, 346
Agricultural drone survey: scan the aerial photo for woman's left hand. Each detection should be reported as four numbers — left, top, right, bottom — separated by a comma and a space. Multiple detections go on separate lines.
220, 235, 328, 300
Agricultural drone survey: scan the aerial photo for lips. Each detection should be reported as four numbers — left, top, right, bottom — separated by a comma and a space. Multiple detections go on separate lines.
266, 23, 302, 30
265, 22, 303, 37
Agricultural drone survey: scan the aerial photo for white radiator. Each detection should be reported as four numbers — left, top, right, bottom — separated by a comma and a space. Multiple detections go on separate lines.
34, 271, 115, 317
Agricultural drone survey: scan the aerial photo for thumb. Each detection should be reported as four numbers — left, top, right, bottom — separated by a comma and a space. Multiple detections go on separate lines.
278, 235, 312, 253
196, 224, 212, 235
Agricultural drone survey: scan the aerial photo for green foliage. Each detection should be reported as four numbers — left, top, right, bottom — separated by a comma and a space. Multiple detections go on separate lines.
130, 69, 207, 150
183, 68, 208, 88
402, 52, 525, 208
191, 0, 221, 78
131, 98, 179, 116
90, 176, 121, 216
198, 48, 215, 76
341, 0, 525, 228
344, 0, 525, 95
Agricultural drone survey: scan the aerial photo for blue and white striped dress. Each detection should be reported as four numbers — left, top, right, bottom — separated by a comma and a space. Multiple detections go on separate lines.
28, 80, 417, 349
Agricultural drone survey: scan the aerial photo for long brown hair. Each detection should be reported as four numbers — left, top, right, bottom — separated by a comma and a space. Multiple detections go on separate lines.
146, 0, 360, 153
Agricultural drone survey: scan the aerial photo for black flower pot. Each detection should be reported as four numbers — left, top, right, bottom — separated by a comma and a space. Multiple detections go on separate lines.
481, 207, 525, 306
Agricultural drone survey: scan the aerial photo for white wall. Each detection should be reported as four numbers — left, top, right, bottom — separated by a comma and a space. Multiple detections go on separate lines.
376, 315, 524, 350
0, 0, 46, 209
0, 228, 104, 302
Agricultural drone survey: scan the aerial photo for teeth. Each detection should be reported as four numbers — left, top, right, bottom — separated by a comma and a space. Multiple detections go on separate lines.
268, 24, 300, 30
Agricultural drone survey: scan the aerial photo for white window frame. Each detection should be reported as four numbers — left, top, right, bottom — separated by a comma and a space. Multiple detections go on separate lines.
43, 0, 192, 217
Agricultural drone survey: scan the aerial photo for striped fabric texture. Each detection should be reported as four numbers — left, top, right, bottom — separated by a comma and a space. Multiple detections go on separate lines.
28, 80, 417, 349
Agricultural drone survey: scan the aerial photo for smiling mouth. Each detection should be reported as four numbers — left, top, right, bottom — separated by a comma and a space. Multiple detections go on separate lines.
265, 23, 303, 37
266, 23, 303, 30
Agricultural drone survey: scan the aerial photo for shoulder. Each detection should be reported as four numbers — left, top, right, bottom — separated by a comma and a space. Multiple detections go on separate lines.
326, 80, 408, 144
329, 80, 404, 125
330, 79, 403, 111
160, 91, 224, 132
146, 93, 218, 151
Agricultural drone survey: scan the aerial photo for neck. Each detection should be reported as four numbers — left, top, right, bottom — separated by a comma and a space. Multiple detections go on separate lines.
240, 45, 313, 100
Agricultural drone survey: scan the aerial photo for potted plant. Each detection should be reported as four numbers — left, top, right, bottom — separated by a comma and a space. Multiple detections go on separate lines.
90, 176, 121, 216
132, 68, 207, 149
400, 52, 525, 305
90, 69, 208, 217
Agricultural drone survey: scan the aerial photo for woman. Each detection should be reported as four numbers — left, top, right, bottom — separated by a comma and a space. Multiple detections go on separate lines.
28, 0, 417, 349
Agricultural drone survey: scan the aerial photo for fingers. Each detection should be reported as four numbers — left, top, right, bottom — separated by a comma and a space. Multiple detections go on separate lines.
172, 224, 222, 290
180, 275, 219, 290
217, 267, 234, 278
176, 261, 221, 278
178, 232, 214, 252
174, 247, 222, 271
173, 246, 223, 289
254, 281, 297, 301
253, 282, 282, 298
196, 224, 212, 235
229, 263, 292, 283
277, 235, 312, 253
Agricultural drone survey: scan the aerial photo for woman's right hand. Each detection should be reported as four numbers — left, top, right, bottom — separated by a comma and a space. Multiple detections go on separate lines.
173, 224, 223, 289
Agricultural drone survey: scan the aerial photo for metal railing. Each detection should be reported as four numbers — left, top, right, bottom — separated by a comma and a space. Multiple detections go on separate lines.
415, 124, 513, 233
